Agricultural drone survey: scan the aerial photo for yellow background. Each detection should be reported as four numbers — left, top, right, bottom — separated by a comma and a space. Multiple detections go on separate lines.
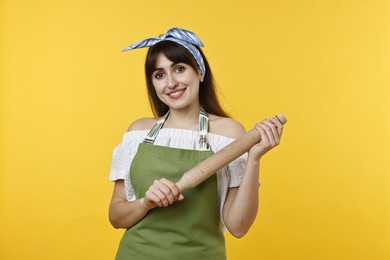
1, 0, 389, 259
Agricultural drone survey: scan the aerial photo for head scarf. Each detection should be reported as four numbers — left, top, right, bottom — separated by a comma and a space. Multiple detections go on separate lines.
122, 27, 206, 76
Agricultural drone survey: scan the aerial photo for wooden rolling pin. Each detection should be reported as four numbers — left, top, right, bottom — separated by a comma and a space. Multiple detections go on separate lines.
176, 114, 287, 192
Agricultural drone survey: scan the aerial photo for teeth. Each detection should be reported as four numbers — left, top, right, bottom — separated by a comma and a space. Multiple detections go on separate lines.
169, 90, 183, 97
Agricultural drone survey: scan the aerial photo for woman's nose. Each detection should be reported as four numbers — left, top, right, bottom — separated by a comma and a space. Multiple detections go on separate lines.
166, 74, 178, 89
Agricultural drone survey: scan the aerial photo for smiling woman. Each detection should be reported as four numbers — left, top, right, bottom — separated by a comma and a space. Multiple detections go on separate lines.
108, 27, 283, 260
150, 54, 203, 112
143, 39, 228, 118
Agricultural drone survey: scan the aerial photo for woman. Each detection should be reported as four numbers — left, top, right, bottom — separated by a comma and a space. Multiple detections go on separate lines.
109, 27, 283, 259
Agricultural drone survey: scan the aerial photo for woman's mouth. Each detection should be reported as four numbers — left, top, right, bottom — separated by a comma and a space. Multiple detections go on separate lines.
168, 89, 185, 99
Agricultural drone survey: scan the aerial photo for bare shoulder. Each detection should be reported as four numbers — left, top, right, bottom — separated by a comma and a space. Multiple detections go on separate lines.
208, 114, 246, 139
127, 117, 158, 132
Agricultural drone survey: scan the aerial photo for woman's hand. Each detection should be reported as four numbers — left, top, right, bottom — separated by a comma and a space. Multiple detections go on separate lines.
140, 178, 184, 209
249, 117, 284, 161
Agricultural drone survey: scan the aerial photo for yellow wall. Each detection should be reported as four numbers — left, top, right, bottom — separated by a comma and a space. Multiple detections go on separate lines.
1, 0, 389, 259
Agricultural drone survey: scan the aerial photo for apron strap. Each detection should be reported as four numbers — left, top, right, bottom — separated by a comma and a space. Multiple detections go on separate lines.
143, 110, 170, 145
143, 107, 210, 151
198, 106, 209, 150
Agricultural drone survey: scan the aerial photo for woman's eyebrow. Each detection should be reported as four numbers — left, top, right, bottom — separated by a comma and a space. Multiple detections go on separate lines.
153, 62, 179, 71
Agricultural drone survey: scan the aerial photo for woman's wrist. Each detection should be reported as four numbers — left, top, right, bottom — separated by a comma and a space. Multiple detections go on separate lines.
247, 153, 262, 164
139, 198, 153, 211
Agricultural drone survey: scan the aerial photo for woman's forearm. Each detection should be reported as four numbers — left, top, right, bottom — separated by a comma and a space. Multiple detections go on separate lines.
109, 198, 150, 229
223, 156, 261, 237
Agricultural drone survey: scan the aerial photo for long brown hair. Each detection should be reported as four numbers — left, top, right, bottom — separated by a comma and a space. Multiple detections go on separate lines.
144, 41, 229, 118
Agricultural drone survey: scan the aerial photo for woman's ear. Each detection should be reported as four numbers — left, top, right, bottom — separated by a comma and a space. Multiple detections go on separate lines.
199, 70, 204, 82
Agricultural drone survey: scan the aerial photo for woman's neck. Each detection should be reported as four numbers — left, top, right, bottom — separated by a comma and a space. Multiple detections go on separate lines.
164, 105, 200, 130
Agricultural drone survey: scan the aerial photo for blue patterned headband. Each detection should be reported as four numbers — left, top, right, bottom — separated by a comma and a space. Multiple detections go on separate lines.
122, 27, 206, 76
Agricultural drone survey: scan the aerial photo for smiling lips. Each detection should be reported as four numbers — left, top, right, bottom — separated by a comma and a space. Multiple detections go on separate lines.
168, 89, 186, 99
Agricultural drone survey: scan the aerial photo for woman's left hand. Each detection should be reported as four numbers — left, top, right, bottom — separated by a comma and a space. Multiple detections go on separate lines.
249, 117, 284, 161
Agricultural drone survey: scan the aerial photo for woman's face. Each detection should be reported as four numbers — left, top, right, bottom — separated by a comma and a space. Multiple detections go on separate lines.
151, 53, 203, 111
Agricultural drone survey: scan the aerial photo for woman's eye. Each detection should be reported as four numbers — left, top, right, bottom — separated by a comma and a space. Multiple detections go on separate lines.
154, 72, 164, 79
175, 66, 185, 73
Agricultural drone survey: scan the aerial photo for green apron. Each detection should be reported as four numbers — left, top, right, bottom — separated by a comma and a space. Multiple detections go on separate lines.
116, 109, 226, 260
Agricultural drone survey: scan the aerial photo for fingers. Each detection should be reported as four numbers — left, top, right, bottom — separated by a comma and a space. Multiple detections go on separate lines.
262, 119, 280, 146
271, 117, 284, 137
254, 117, 284, 148
144, 178, 183, 208
254, 121, 275, 147
159, 178, 181, 202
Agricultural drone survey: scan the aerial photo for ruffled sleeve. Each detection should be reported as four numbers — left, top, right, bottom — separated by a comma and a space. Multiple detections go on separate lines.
226, 153, 247, 187
109, 130, 149, 201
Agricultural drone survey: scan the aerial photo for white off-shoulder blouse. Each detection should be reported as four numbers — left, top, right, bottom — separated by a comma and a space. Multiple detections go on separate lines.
109, 128, 248, 229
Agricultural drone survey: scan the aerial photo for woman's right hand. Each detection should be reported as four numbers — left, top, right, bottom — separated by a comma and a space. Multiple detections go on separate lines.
141, 178, 184, 209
